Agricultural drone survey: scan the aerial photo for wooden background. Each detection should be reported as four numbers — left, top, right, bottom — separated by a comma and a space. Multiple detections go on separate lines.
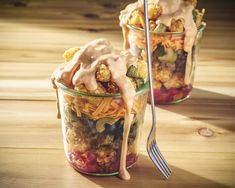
0, 0, 235, 187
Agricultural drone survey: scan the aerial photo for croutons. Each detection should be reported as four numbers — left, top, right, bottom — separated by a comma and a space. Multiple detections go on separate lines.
66, 128, 89, 152
63, 47, 80, 62
97, 147, 116, 166
129, 5, 162, 29
153, 80, 162, 90
154, 67, 173, 83
128, 10, 145, 28
147, 4, 162, 20
163, 72, 185, 89
96, 63, 111, 82
170, 18, 185, 32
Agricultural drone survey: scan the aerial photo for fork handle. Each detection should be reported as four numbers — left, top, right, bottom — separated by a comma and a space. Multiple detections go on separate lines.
143, 0, 157, 128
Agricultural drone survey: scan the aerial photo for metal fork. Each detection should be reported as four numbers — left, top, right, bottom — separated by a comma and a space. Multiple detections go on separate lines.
143, 0, 172, 179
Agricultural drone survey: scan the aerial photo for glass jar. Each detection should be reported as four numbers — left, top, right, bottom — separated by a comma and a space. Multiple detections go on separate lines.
127, 22, 206, 104
56, 81, 148, 176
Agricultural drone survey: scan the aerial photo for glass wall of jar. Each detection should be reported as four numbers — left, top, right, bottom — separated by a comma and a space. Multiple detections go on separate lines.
56, 81, 148, 176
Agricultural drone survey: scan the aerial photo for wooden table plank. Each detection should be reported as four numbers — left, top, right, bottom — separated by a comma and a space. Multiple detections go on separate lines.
0, 100, 234, 153
0, 0, 235, 187
0, 148, 234, 188
0, 57, 234, 100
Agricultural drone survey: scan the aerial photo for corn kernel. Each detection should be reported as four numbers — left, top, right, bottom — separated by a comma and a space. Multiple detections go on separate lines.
63, 47, 80, 62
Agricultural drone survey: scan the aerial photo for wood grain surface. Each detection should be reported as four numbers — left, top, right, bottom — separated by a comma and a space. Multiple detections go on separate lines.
0, 0, 235, 187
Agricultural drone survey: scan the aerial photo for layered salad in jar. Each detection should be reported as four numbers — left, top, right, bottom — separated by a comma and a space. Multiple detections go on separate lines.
51, 39, 148, 180
120, 0, 206, 104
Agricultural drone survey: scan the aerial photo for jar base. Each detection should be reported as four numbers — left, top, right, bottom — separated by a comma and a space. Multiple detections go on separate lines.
148, 85, 192, 105
156, 94, 190, 105
148, 94, 191, 105
69, 160, 137, 177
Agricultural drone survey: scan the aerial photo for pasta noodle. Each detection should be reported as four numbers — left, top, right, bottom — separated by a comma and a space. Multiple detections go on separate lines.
62, 92, 145, 121
92, 98, 111, 117
64, 94, 123, 120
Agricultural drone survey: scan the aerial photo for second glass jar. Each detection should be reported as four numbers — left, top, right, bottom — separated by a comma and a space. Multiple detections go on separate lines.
127, 23, 206, 104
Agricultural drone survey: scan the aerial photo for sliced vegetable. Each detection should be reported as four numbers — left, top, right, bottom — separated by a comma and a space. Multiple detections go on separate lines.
154, 23, 167, 32
64, 104, 79, 123
152, 43, 165, 63
127, 61, 148, 82
71, 120, 83, 128
192, 9, 197, 23
80, 113, 96, 127
135, 78, 144, 88
158, 48, 177, 63
126, 65, 138, 78
96, 117, 118, 133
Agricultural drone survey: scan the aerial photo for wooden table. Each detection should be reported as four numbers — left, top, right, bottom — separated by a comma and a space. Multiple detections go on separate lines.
0, 0, 235, 187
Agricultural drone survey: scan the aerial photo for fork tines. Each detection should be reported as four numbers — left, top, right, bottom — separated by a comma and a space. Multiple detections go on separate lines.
147, 140, 171, 179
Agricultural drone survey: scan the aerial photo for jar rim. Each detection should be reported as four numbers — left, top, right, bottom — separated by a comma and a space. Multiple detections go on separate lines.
127, 22, 206, 35
55, 80, 149, 98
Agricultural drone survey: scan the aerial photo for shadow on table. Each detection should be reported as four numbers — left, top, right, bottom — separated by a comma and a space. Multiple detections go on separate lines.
82, 154, 229, 188
159, 88, 235, 132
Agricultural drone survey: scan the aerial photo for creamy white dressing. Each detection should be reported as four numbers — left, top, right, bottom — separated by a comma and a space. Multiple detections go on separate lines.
157, 0, 197, 84
51, 38, 136, 180
119, 0, 198, 84
54, 38, 113, 88
119, 0, 142, 50
102, 53, 135, 180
